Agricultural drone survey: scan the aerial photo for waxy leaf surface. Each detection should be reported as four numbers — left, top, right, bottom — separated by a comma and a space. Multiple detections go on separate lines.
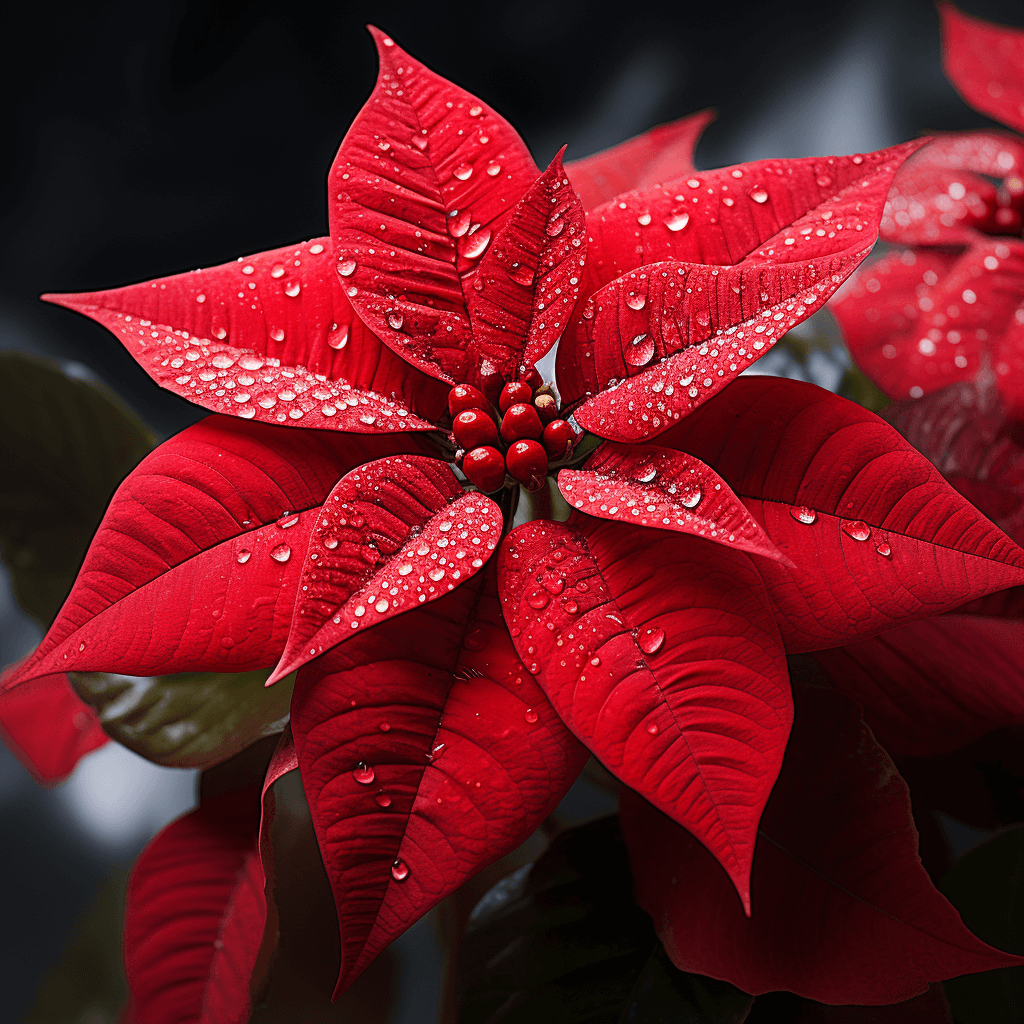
5, 418, 429, 686
621, 685, 1022, 1005
498, 515, 791, 911
469, 151, 587, 373
124, 787, 265, 1024
833, 240, 1024, 411
812, 614, 1024, 757
0, 670, 106, 784
941, 4, 1024, 134
558, 441, 784, 561
329, 29, 538, 391
291, 574, 586, 995
271, 455, 501, 682
44, 239, 446, 432
564, 110, 714, 211
661, 376, 1024, 650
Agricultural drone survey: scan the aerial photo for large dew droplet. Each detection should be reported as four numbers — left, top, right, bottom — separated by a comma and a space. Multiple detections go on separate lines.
352, 762, 375, 785
625, 333, 655, 367
789, 506, 816, 525
841, 520, 871, 542
664, 212, 690, 232
391, 858, 409, 881
638, 627, 666, 655
527, 590, 550, 610
270, 543, 291, 563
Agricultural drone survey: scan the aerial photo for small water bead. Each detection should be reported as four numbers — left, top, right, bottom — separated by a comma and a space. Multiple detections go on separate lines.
749, 188, 769, 204
453, 163, 474, 180
637, 466, 658, 484
448, 209, 472, 237
398, 563, 414, 576
647, 723, 659, 736
459, 228, 491, 259
876, 541, 892, 558
236, 548, 252, 564
391, 859, 409, 882
309, 243, 324, 254
638, 627, 666, 655
271, 265, 285, 279
527, 590, 550, 610
625, 293, 646, 311
680, 488, 701, 509
637, 211, 652, 226
285, 282, 301, 297
270, 543, 292, 563
375, 598, 390, 613
328, 326, 349, 350
429, 568, 446, 582
524, 708, 539, 724
664, 212, 690, 232
388, 311, 405, 330
789, 506, 817, 525
375, 792, 392, 808
322, 535, 339, 550
841, 520, 871, 542
564, 599, 579, 615
486, 161, 502, 176
338, 259, 357, 277
352, 762, 375, 785
625, 333, 655, 367
277, 512, 300, 529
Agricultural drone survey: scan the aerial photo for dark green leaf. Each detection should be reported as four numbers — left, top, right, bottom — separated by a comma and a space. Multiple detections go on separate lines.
0, 352, 153, 626
940, 825, 1023, 1023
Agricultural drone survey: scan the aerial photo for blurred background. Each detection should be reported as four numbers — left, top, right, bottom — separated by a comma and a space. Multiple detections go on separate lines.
2, 0, 1023, 1020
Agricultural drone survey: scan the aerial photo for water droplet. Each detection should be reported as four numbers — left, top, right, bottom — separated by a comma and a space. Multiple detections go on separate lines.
375, 792, 392, 807
749, 188, 769, 204
285, 282, 301, 298
388, 311, 405, 330
509, 263, 535, 287
664, 212, 690, 232
876, 541, 892, 558
379, 721, 391, 732
453, 163, 474, 181
564, 599, 579, 614
277, 512, 300, 529
429, 568, 445, 582
375, 598, 390, 613
328, 325, 349, 350
391, 859, 409, 881
625, 333, 655, 367
270, 543, 291, 562
841, 520, 871, 542
353, 762, 375, 785
638, 627, 666, 655
545, 216, 565, 237
459, 229, 491, 260
680, 488, 701, 509
637, 466, 657, 484
338, 259, 357, 277
637, 211, 652, 226
486, 161, 501, 176
524, 708, 539, 724
236, 548, 251, 564
789, 506, 816, 525
527, 590, 550, 610
626, 293, 646, 311
647, 723, 659, 735
464, 628, 489, 651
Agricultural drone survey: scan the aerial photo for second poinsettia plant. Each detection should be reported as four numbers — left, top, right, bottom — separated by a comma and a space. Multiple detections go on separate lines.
4, 19, 1024, 1021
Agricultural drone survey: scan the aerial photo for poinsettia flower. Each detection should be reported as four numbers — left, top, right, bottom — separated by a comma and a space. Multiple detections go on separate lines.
832, 5, 1024, 414
6, 25, 1024, 1012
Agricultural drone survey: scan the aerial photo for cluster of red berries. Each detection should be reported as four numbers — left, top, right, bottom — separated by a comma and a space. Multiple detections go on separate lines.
449, 380, 580, 493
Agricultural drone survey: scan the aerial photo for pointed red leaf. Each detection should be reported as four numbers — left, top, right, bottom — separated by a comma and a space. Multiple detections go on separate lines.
834, 239, 1024, 409
0, 668, 106, 784
270, 455, 501, 682
557, 441, 786, 562
564, 110, 715, 210
329, 28, 539, 391
291, 572, 587, 995
812, 614, 1024, 756
940, 4, 1024, 134
43, 238, 447, 431
621, 684, 1022, 1005
659, 376, 1024, 650
5, 417, 431, 687
124, 787, 265, 1024
468, 150, 587, 372
912, 130, 1024, 179
498, 515, 791, 912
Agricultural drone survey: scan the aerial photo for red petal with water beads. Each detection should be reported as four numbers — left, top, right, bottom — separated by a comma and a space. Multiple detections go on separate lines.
913, 129, 1024, 181
497, 515, 791, 912
621, 683, 1022, 1005
43, 239, 446, 432
835, 239, 1024, 412
269, 456, 501, 683
4, 419, 429, 688
123, 787, 265, 1024
329, 28, 539, 392
565, 110, 715, 211
468, 150, 587, 373
0, 668, 106, 785
290, 574, 587, 996
660, 376, 1024, 650
813, 613, 1024, 757
558, 442, 786, 563
940, 4, 1024, 135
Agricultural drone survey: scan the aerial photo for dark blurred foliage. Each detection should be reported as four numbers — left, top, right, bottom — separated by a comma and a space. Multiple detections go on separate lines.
3, 0, 1024, 1021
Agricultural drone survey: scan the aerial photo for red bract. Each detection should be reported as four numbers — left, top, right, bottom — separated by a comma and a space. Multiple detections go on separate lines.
621, 684, 1023, 1005
8, 20, 1023, 1014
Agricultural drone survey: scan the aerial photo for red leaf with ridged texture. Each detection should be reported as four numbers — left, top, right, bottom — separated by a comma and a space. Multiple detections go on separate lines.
659, 376, 1024, 650
940, 4, 1024, 134
564, 110, 715, 210
0, 667, 106, 784
468, 150, 587, 373
812, 614, 1024, 756
497, 515, 791, 912
557, 441, 786, 562
4, 418, 430, 688
43, 239, 447, 432
291, 571, 587, 996
329, 28, 539, 392
834, 239, 1024, 408
270, 455, 501, 682
124, 787, 265, 1024
621, 684, 1023, 1005
880, 164, 1004, 245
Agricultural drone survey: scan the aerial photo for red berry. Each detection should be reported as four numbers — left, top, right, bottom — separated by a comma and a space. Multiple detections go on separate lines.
534, 392, 558, 424
462, 446, 506, 492
499, 381, 533, 413
453, 408, 498, 449
501, 402, 543, 442
542, 419, 576, 460
506, 439, 548, 491
448, 383, 490, 418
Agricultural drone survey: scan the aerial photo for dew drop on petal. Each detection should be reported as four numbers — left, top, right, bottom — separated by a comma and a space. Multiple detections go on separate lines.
876, 541, 892, 558
236, 548, 251, 564
680, 488, 701, 509
391, 859, 409, 881
524, 708, 539, 724
841, 520, 871, 542
789, 506, 817, 525
749, 188, 769, 204
352, 762, 375, 785
625, 333, 655, 367
339, 259, 357, 277
647, 723, 659, 735
527, 590, 550, 610
664, 212, 690, 232
375, 792, 392, 807
638, 627, 666, 655
270, 543, 291, 563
